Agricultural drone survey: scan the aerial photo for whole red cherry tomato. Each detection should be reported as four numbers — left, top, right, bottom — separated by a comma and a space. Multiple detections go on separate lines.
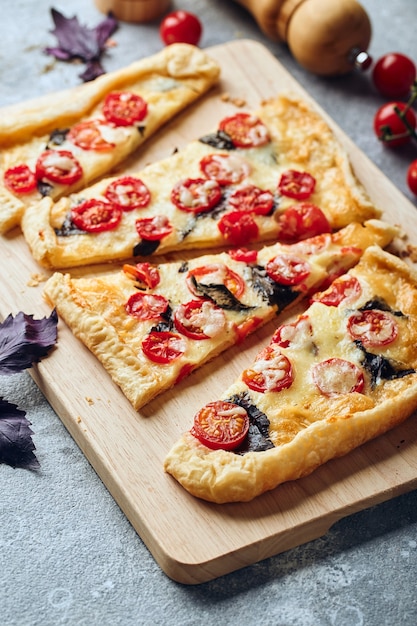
407, 159, 417, 195
373, 102, 416, 147
160, 10, 202, 46
372, 53, 416, 98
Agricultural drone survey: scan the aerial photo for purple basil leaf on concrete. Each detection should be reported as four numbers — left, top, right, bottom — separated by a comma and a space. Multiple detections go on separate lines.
0, 310, 58, 375
0, 398, 40, 470
44, 8, 118, 81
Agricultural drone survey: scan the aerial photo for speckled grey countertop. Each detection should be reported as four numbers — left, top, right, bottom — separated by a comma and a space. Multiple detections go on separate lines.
1, 1, 417, 625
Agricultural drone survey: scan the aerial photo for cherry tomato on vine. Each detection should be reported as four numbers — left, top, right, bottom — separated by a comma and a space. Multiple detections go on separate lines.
373, 102, 416, 147
372, 52, 416, 99
407, 159, 417, 195
160, 10, 202, 46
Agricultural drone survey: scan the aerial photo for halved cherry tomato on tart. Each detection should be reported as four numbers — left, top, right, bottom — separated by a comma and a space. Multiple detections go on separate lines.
242, 345, 294, 393
271, 315, 313, 348
125, 292, 169, 321
102, 92, 148, 126
171, 177, 222, 213
277, 170, 316, 200
186, 263, 245, 298
67, 119, 116, 151
347, 309, 398, 348
266, 254, 311, 286
228, 184, 274, 215
174, 300, 226, 340
312, 358, 364, 396
123, 262, 161, 288
217, 210, 259, 246
141, 330, 186, 364
276, 203, 331, 243
199, 153, 250, 185
191, 400, 250, 451
311, 275, 362, 307
36, 150, 83, 185
4, 164, 37, 194
218, 113, 270, 148
71, 199, 122, 233
228, 247, 258, 264
104, 176, 151, 210
135, 215, 173, 240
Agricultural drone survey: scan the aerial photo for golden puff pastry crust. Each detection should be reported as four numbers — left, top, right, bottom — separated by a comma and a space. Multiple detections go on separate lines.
0, 44, 220, 233
43, 221, 397, 410
22, 94, 380, 269
164, 246, 417, 503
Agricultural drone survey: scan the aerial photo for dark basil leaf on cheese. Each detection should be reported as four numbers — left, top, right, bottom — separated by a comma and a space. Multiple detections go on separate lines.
188, 275, 253, 311
133, 239, 161, 257
199, 130, 235, 151
355, 340, 415, 387
249, 265, 299, 309
48, 128, 69, 146
359, 297, 404, 317
229, 391, 274, 453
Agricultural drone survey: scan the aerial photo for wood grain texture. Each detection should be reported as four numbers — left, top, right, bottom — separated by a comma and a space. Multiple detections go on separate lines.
1, 40, 417, 585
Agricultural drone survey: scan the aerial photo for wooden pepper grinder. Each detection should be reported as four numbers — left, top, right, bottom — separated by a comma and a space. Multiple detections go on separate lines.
232, 0, 372, 75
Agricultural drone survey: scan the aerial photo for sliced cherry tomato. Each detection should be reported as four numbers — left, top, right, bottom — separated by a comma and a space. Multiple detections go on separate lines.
160, 10, 202, 46
35, 150, 83, 185
135, 215, 173, 240
71, 199, 122, 233
228, 184, 274, 215
407, 159, 417, 195
217, 210, 259, 246
218, 113, 270, 148
123, 262, 161, 288
311, 275, 362, 307
266, 254, 311, 286
104, 176, 151, 210
191, 400, 249, 451
200, 154, 251, 185
234, 316, 263, 343
312, 358, 364, 396
102, 92, 148, 126
142, 330, 186, 364
372, 53, 416, 98
125, 292, 169, 321
227, 247, 258, 263
373, 102, 416, 147
186, 263, 245, 298
174, 300, 226, 340
67, 119, 116, 151
171, 178, 222, 213
242, 345, 294, 394
3, 164, 37, 194
276, 203, 331, 243
271, 315, 313, 348
277, 170, 316, 200
347, 309, 398, 348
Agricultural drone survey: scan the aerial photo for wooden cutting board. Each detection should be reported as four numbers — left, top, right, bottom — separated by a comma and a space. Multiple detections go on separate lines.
2, 40, 417, 585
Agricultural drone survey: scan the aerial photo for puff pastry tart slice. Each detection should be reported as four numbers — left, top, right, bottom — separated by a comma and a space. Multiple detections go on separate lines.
164, 246, 417, 503
0, 43, 220, 233
23, 95, 379, 269
43, 219, 396, 410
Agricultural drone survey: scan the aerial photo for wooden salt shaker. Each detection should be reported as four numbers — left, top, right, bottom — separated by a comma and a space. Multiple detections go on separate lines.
232, 0, 372, 75
94, 0, 170, 23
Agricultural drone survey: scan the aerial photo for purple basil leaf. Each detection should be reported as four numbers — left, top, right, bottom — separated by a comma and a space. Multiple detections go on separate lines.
0, 310, 58, 375
0, 398, 40, 470
44, 8, 118, 82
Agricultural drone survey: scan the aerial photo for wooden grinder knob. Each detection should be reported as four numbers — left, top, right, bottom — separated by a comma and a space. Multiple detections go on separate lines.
233, 0, 372, 75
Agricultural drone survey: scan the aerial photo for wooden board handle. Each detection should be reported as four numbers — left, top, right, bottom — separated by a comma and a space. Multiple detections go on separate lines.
231, 0, 372, 75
